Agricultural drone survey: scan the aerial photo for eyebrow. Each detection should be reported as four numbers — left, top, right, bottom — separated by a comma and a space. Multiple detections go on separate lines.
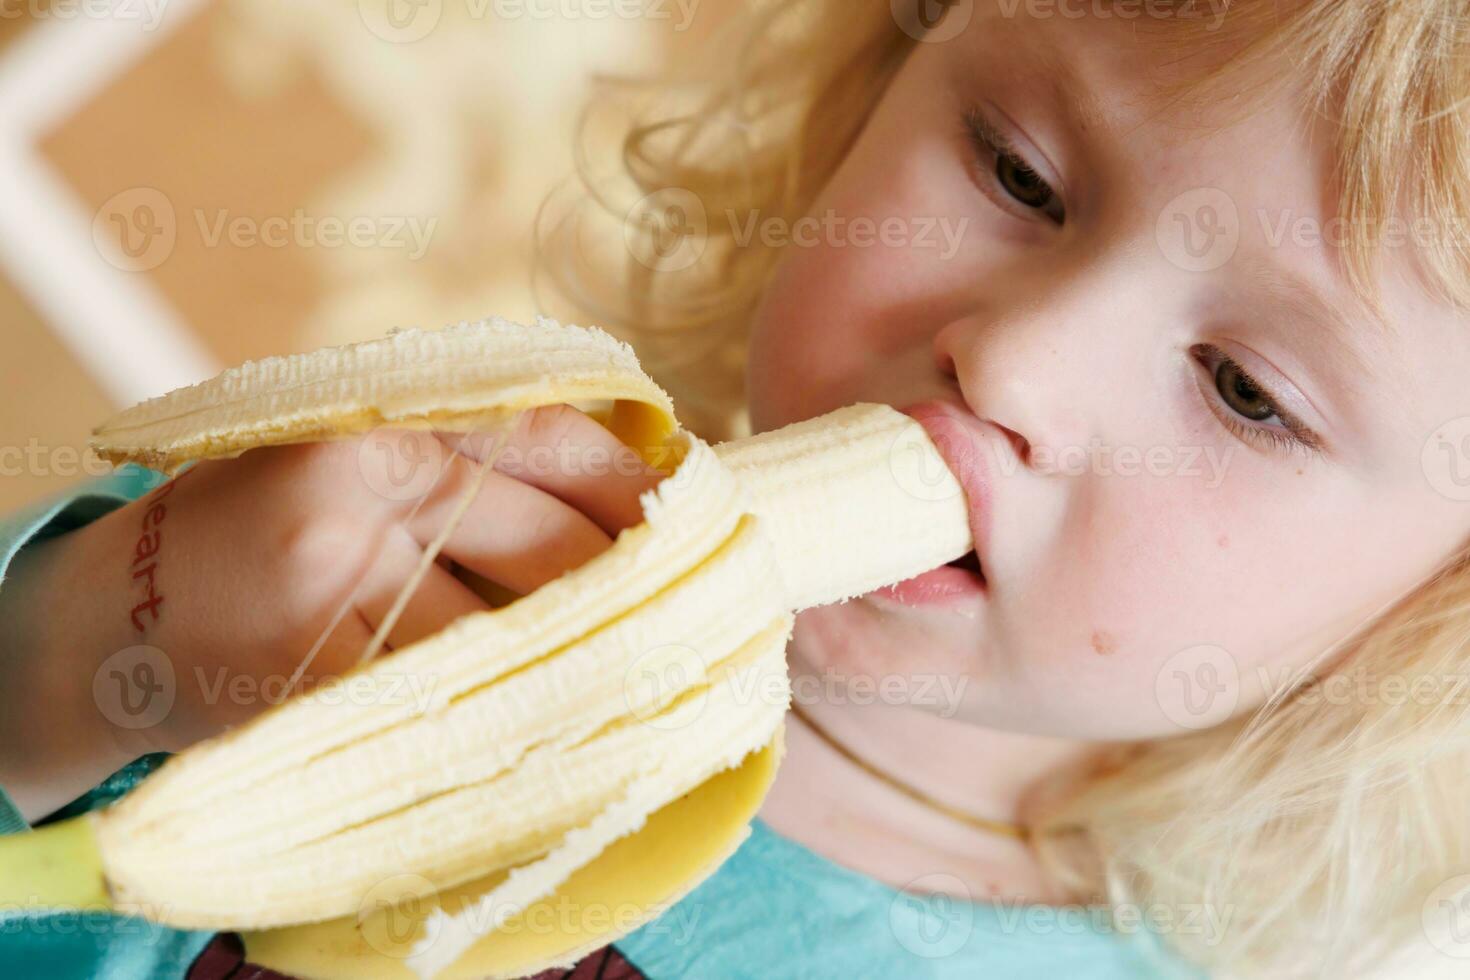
1028, 41, 1113, 141
1237, 253, 1400, 384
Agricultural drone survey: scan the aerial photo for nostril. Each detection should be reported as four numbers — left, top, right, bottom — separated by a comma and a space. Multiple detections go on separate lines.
990, 421, 1031, 466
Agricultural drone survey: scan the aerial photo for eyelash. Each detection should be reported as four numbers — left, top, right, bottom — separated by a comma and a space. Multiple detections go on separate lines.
1191, 343, 1324, 459
958, 105, 1064, 225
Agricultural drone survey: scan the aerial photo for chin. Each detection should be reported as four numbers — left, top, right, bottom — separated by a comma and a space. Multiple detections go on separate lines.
789, 601, 984, 712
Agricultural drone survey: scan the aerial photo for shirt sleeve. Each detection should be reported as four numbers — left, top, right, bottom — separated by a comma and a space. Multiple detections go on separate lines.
0, 464, 168, 833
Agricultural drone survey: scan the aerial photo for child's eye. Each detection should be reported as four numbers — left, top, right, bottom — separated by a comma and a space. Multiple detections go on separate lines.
960, 106, 1066, 225
1190, 343, 1323, 458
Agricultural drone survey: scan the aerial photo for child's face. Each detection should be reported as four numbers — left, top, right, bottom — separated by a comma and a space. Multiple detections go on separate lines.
745, 3, 1470, 738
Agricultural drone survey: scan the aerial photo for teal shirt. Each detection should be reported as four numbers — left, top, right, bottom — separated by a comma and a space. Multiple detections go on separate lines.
0, 471, 1203, 979
618, 817, 1201, 979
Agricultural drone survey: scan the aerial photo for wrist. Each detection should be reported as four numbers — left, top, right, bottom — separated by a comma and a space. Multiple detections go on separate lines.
0, 515, 158, 820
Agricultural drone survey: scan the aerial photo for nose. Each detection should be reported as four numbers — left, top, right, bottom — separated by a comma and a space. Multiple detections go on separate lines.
931, 263, 1136, 474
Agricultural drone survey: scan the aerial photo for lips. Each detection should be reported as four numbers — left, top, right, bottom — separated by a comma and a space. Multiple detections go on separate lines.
867, 398, 996, 609
898, 399, 993, 560
869, 557, 984, 607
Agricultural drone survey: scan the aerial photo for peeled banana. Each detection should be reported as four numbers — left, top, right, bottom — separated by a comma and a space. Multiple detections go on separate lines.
0, 315, 973, 979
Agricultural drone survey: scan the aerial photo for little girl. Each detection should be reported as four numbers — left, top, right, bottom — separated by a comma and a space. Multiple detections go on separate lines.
4, 1, 1470, 977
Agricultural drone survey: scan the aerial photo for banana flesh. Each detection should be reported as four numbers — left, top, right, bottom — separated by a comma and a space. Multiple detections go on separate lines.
63, 316, 974, 978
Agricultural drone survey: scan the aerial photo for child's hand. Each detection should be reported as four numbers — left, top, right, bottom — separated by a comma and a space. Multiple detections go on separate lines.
0, 404, 663, 818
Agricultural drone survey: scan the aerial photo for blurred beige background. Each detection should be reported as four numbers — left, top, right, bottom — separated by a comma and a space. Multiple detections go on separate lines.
0, 0, 732, 511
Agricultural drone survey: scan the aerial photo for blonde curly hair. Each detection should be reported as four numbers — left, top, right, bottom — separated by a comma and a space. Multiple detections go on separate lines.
533, 1, 1470, 976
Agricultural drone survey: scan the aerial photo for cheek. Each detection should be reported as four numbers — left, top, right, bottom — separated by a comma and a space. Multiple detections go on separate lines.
998, 484, 1229, 733
747, 116, 977, 430
747, 211, 944, 430
746, 244, 867, 432
1006, 470, 1445, 738
972, 467, 1293, 734
747, 211, 973, 432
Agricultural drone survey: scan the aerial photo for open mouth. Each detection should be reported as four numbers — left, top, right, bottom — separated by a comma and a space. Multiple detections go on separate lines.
946, 548, 985, 585
870, 547, 987, 607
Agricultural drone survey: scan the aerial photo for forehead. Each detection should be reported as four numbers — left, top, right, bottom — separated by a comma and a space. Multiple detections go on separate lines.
952, 1, 1304, 157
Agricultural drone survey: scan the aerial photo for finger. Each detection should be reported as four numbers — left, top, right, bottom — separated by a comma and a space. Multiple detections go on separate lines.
405, 451, 616, 596
215, 609, 382, 737
439, 404, 664, 536
351, 522, 492, 652
293, 607, 387, 680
